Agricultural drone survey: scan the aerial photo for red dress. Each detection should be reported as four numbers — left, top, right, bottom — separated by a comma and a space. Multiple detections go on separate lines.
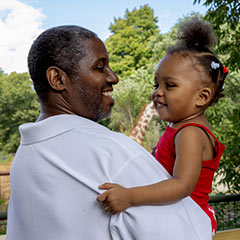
154, 123, 226, 234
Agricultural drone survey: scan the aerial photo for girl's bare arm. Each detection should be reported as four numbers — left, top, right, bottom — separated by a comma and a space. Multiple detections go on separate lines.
97, 126, 207, 214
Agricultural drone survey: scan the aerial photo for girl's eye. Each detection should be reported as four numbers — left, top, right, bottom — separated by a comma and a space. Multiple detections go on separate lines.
166, 83, 176, 88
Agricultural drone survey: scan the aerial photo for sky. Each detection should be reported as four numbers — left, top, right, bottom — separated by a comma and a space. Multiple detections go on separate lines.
0, 0, 207, 74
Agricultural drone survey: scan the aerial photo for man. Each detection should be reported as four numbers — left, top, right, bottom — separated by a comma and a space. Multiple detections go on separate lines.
7, 25, 212, 240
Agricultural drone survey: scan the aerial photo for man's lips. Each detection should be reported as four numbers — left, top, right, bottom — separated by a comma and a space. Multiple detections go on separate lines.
102, 91, 113, 97
102, 88, 114, 98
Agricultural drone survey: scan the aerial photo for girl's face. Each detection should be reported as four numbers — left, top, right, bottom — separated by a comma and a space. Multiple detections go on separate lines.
152, 53, 203, 123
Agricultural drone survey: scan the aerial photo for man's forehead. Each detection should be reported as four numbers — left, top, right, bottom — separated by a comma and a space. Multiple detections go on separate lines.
85, 37, 108, 59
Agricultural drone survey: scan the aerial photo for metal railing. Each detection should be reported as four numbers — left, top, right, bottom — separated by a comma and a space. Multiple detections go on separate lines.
0, 173, 9, 176
209, 194, 240, 230
0, 212, 7, 221
0, 194, 239, 228
0, 172, 10, 201
0, 172, 9, 222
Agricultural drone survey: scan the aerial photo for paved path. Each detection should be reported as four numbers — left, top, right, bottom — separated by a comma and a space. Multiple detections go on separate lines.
213, 228, 240, 240
0, 235, 6, 240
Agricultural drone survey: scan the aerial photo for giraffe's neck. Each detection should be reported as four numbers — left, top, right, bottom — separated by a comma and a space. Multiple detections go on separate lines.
128, 101, 158, 144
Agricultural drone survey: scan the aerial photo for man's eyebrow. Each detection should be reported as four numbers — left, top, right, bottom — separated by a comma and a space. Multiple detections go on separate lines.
92, 57, 108, 65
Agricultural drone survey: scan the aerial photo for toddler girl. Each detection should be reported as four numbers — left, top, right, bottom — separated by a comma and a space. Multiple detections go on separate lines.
97, 17, 228, 235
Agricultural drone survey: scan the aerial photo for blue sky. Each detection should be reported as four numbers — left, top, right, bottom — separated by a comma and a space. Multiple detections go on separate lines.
20, 0, 207, 40
0, 0, 207, 73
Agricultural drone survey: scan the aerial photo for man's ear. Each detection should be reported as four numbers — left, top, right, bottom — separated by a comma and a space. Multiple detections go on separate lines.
46, 66, 68, 91
196, 88, 212, 107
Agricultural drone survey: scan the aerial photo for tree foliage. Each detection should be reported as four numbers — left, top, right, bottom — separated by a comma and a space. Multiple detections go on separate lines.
194, 0, 240, 72
0, 5, 239, 193
206, 73, 240, 193
109, 65, 156, 134
103, 5, 177, 135
104, 5, 239, 192
105, 5, 159, 78
193, 0, 240, 193
0, 71, 39, 155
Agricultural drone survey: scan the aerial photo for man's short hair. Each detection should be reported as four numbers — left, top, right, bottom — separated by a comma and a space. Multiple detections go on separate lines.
28, 25, 97, 100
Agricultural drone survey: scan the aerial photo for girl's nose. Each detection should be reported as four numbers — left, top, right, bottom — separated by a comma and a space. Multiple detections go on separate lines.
152, 87, 164, 100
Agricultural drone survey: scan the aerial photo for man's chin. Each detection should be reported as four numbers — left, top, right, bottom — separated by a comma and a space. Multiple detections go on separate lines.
96, 109, 112, 122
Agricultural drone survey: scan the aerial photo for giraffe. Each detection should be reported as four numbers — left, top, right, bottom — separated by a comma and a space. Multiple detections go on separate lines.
128, 101, 159, 145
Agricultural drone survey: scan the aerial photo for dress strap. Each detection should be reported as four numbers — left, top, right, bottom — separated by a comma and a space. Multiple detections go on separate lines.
175, 123, 218, 141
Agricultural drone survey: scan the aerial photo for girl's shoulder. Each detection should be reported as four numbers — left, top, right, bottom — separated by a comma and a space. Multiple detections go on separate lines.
171, 123, 219, 147
175, 123, 216, 139
170, 117, 215, 140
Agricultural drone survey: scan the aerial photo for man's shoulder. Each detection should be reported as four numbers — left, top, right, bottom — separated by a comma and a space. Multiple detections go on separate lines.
20, 114, 146, 154
76, 120, 146, 155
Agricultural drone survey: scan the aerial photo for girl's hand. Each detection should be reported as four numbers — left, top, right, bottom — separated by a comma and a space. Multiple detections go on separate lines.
151, 144, 157, 156
97, 183, 132, 214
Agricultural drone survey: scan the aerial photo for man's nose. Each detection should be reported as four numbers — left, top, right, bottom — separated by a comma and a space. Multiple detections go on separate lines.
106, 68, 119, 85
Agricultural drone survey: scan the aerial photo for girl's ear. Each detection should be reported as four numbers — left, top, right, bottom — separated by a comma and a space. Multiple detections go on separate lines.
46, 66, 68, 91
196, 88, 212, 107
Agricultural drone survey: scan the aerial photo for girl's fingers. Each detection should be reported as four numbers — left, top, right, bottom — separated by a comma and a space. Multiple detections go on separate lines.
97, 192, 108, 202
102, 200, 109, 208
105, 205, 110, 211
104, 205, 113, 214
98, 182, 116, 189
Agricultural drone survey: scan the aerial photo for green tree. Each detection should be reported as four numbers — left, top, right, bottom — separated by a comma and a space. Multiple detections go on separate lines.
103, 5, 178, 134
109, 65, 156, 133
105, 7, 240, 193
105, 5, 159, 78
0, 71, 39, 155
103, 10, 179, 145
194, 0, 240, 72
193, 0, 240, 193
206, 72, 240, 193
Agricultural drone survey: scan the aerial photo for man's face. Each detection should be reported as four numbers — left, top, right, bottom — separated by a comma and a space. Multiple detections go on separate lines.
67, 37, 119, 122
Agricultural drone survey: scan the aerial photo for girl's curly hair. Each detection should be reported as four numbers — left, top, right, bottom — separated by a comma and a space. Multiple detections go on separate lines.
167, 17, 228, 105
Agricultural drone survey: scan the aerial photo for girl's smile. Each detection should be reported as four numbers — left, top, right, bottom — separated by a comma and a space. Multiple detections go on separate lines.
152, 53, 204, 124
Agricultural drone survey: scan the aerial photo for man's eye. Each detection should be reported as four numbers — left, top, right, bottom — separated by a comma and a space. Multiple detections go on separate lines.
96, 66, 104, 72
153, 83, 159, 89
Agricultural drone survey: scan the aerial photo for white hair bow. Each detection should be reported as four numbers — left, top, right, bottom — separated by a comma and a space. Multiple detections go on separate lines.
211, 61, 220, 70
